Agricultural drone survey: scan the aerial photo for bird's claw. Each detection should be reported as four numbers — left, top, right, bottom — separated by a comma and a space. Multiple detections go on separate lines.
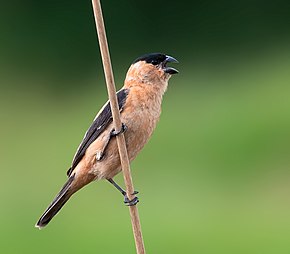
97, 123, 127, 161
124, 192, 139, 206
111, 123, 127, 137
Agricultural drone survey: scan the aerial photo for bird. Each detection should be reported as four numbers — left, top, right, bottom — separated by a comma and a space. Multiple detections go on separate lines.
35, 53, 178, 229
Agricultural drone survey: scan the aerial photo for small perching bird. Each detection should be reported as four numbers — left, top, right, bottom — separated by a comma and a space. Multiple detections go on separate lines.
36, 53, 178, 229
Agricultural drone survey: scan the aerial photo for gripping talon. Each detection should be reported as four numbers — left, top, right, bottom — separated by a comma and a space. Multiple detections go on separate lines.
124, 195, 139, 206
107, 179, 139, 206
111, 123, 127, 137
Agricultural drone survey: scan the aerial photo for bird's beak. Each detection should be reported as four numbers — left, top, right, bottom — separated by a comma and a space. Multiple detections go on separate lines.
163, 55, 179, 74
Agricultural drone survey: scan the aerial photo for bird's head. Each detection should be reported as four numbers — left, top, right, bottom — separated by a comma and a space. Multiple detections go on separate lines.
125, 53, 178, 85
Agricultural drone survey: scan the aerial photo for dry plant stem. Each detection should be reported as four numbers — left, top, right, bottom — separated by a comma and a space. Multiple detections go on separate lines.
91, 1, 146, 254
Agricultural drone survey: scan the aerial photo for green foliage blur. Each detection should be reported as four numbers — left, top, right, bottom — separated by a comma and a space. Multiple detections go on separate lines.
1, 1, 290, 253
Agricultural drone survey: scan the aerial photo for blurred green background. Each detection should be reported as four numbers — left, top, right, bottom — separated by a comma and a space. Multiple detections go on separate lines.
1, 1, 290, 253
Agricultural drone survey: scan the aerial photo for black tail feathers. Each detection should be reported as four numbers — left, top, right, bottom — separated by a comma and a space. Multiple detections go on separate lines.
35, 174, 75, 229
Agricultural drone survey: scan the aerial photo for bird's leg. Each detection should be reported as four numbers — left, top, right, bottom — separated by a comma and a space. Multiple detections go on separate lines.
96, 123, 127, 161
107, 178, 139, 206
107, 178, 126, 195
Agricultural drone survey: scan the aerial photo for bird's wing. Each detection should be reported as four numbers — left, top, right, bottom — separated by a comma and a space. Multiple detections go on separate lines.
66, 88, 129, 176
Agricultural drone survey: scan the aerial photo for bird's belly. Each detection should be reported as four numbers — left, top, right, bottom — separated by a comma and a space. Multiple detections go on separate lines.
92, 110, 158, 179
124, 110, 158, 161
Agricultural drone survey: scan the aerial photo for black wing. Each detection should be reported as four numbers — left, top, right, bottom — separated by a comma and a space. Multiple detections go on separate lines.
67, 89, 129, 176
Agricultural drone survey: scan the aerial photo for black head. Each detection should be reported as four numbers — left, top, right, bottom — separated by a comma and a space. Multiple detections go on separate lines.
132, 53, 179, 74
133, 53, 167, 65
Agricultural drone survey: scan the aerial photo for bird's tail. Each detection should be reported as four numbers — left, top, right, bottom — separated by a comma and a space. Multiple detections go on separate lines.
35, 174, 76, 229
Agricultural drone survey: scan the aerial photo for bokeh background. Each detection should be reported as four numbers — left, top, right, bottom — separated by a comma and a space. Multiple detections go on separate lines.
1, 1, 290, 253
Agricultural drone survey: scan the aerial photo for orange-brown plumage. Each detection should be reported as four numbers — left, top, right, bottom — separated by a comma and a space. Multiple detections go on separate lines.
36, 53, 178, 228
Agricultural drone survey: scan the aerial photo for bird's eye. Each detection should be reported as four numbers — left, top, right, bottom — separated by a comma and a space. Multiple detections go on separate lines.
151, 60, 159, 65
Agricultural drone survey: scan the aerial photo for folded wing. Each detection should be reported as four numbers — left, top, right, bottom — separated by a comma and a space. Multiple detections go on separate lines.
67, 89, 129, 176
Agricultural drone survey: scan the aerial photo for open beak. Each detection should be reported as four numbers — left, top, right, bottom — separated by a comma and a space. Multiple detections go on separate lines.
163, 55, 179, 74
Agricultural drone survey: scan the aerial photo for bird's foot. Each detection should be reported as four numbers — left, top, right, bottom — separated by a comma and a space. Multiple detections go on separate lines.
124, 191, 139, 206
111, 123, 127, 137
